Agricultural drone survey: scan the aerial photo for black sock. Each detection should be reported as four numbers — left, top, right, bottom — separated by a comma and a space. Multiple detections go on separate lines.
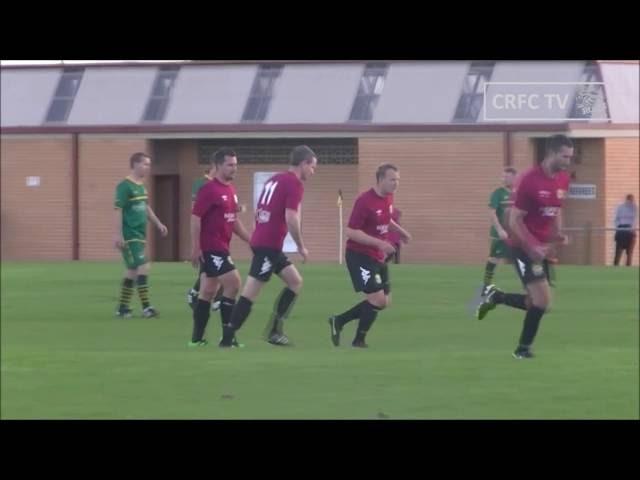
493, 291, 528, 311
192, 276, 201, 292
192, 299, 211, 342
118, 278, 135, 310
354, 302, 381, 343
483, 261, 497, 287
220, 296, 235, 328
222, 296, 253, 343
268, 287, 297, 335
518, 306, 546, 349
335, 301, 367, 327
137, 275, 150, 309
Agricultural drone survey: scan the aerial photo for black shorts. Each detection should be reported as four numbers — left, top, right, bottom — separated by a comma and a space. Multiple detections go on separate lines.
510, 247, 551, 286
615, 229, 635, 250
201, 251, 237, 278
345, 249, 390, 295
248, 247, 292, 282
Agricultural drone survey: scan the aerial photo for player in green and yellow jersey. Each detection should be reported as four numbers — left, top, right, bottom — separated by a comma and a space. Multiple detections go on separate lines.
114, 152, 168, 318
481, 167, 517, 296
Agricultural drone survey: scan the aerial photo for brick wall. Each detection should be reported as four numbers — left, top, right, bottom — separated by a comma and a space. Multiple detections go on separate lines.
559, 139, 607, 264
3, 132, 636, 266
1, 136, 73, 260
605, 137, 640, 266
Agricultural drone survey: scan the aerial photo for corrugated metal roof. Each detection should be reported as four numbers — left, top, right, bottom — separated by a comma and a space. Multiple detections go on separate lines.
1, 61, 637, 128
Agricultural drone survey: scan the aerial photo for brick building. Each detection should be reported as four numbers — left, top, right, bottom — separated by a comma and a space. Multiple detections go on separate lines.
1, 61, 638, 265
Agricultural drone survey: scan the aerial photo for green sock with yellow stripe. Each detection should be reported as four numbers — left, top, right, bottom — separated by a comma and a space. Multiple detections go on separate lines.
118, 278, 134, 311
137, 275, 151, 309
483, 261, 497, 288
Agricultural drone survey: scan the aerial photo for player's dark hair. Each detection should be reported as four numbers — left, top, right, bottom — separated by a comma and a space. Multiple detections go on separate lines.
376, 163, 398, 182
545, 134, 574, 155
212, 147, 237, 166
626, 194, 634, 201
290, 145, 317, 166
504, 167, 517, 175
130, 152, 150, 169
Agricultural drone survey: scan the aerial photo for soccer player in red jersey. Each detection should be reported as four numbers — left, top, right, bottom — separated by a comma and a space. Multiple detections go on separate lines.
329, 164, 412, 348
220, 145, 318, 347
476, 135, 573, 359
190, 148, 251, 347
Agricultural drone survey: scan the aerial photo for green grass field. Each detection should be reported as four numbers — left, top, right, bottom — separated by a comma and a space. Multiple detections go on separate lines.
1, 261, 638, 419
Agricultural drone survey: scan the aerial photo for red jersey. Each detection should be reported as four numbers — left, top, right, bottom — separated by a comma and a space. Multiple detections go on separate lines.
251, 171, 304, 250
346, 188, 394, 263
192, 178, 238, 253
511, 166, 570, 244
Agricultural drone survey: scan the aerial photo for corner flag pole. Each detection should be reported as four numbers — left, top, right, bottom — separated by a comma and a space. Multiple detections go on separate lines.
337, 189, 343, 264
